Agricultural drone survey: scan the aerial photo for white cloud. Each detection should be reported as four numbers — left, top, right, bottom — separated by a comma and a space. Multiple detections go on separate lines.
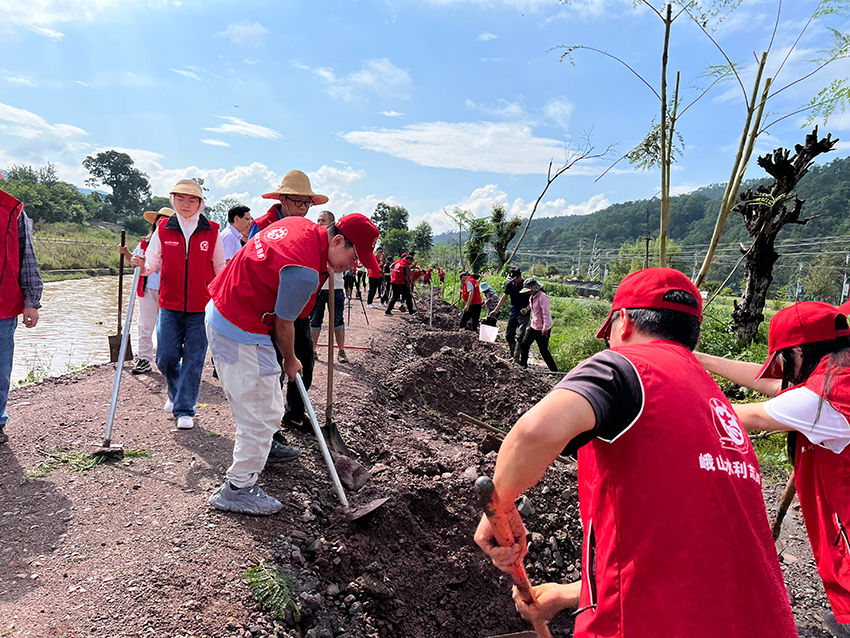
477, 32, 499, 41
544, 97, 574, 130
344, 121, 594, 175
300, 58, 412, 102
26, 25, 64, 40
466, 98, 527, 120
0, 102, 88, 139
381, 110, 405, 118
200, 139, 230, 147
170, 69, 202, 82
5, 75, 35, 86
217, 21, 270, 47
203, 116, 282, 140
4, 0, 182, 26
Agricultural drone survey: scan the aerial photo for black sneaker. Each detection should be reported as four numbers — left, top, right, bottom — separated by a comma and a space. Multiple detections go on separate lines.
131, 358, 152, 375
266, 439, 302, 464
0, 427, 8, 445
281, 413, 312, 433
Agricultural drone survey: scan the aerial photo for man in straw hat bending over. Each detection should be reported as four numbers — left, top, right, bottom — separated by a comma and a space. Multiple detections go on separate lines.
248, 170, 330, 448
130, 180, 225, 430
206, 212, 379, 514
475, 268, 796, 638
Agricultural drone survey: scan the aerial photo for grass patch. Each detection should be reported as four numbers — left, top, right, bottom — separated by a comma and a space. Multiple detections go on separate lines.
204, 431, 220, 438
123, 448, 152, 458
244, 561, 301, 622
21, 446, 151, 483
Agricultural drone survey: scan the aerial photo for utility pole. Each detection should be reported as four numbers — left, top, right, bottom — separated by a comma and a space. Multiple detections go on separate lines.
588, 234, 600, 281
644, 204, 652, 270
842, 253, 850, 305
795, 262, 803, 302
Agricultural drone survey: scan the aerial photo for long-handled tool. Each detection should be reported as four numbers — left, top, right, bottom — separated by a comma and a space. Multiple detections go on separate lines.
475, 476, 552, 638
109, 230, 134, 363
772, 470, 797, 540
325, 274, 352, 455
295, 373, 388, 521
96, 266, 141, 456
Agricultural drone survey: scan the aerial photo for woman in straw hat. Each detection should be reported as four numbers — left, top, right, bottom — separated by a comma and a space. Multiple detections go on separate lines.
118, 207, 174, 375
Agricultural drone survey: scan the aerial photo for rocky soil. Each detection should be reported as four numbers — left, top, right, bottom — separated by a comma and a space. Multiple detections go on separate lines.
0, 290, 834, 637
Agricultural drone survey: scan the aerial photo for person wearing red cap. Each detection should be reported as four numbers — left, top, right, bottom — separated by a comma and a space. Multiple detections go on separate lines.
205, 213, 379, 515
475, 268, 796, 638
697, 301, 850, 637
385, 253, 416, 316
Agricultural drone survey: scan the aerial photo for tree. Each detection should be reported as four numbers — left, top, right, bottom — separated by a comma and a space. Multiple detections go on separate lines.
464, 218, 492, 273
371, 202, 409, 240
803, 254, 841, 302
206, 196, 242, 227
2, 163, 94, 225
730, 128, 838, 342
410, 221, 433, 258
608, 236, 683, 287
489, 204, 523, 270
382, 228, 410, 258
82, 151, 151, 219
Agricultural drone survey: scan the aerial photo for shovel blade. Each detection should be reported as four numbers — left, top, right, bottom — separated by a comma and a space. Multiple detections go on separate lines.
108, 333, 133, 363
322, 422, 352, 456
344, 497, 389, 521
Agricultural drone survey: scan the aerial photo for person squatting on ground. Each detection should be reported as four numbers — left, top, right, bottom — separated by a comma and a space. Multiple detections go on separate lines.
696, 301, 850, 638
119, 207, 173, 375
517, 278, 558, 372
366, 248, 384, 308
310, 210, 348, 364
385, 253, 416, 316
205, 213, 379, 515
130, 179, 225, 430
459, 272, 484, 332
480, 281, 499, 315
474, 268, 797, 638
220, 204, 253, 263
489, 267, 530, 361
249, 170, 327, 435
0, 188, 43, 446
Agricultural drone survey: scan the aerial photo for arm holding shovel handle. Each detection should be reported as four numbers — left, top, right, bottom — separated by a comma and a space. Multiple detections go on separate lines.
475, 476, 553, 638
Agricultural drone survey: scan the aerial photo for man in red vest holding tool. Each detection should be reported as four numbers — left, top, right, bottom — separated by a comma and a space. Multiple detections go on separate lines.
206, 213, 379, 515
475, 268, 797, 638
385, 253, 415, 316
0, 188, 43, 445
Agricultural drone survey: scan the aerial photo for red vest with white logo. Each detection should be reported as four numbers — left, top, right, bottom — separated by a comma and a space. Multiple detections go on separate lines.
157, 215, 219, 313
252, 204, 283, 234
790, 360, 850, 621
209, 217, 328, 334
391, 259, 408, 284
462, 277, 482, 305
0, 189, 25, 319
574, 341, 795, 638
135, 236, 151, 298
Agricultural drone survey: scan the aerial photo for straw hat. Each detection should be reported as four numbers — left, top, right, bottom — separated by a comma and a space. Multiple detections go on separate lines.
143, 207, 175, 224
262, 170, 329, 204
170, 179, 204, 199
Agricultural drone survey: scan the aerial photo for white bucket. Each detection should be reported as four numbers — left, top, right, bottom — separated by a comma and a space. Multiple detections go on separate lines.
479, 324, 498, 343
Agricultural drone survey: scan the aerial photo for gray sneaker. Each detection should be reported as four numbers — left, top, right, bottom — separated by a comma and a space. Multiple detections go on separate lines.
266, 440, 301, 464
209, 481, 283, 515
824, 612, 850, 638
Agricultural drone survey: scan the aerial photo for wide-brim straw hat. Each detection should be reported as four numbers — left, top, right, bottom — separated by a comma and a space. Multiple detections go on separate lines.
143, 207, 175, 224
262, 169, 329, 205
169, 179, 204, 199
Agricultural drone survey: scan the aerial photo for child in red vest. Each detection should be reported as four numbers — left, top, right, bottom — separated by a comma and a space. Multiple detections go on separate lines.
698, 301, 850, 637
130, 180, 225, 430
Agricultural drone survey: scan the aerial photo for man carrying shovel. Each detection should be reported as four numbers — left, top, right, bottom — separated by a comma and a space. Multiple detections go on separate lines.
205, 213, 379, 515
475, 268, 797, 637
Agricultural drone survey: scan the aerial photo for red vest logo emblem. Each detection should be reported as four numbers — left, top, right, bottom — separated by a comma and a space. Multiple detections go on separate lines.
709, 397, 747, 451
266, 228, 288, 241
200, 241, 209, 251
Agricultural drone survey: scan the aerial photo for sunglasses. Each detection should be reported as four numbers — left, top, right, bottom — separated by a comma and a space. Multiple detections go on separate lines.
286, 196, 313, 209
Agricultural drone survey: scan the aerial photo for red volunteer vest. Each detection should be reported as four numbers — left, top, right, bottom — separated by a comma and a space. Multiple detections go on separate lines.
574, 341, 796, 638
790, 360, 850, 621
208, 217, 328, 334
252, 204, 283, 234
411, 267, 421, 281
0, 189, 25, 319
423, 269, 432, 282
391, 259, 408, 284
462, 278, 482, 305
135, 236, 151, 298
438, 267, 444, 280
157, 215, 219, 313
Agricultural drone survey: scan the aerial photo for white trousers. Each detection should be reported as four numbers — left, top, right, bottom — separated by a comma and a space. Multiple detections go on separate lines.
137, 289, 159, 362
205, 322, 284, 488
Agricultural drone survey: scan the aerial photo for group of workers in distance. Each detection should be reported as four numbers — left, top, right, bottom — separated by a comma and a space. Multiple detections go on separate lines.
3, 166, 849, 636
475, 268, 850, 638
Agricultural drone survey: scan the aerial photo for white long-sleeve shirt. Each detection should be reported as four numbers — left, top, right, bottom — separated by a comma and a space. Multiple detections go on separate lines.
142, 212, 225, 277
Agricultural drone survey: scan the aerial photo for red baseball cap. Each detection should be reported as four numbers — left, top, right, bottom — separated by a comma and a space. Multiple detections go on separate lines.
755, 301, 850, 380
839, 300, 850, 316
596, 268, 702, 339
335, 214, 380, 275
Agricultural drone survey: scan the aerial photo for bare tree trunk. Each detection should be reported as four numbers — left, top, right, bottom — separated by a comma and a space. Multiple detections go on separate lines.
659, 3, 672, 267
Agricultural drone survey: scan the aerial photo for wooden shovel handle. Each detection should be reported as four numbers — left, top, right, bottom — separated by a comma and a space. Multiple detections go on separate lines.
476, 477, 552, 638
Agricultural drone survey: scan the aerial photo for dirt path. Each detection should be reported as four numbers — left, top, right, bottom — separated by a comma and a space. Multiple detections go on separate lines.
0, 291, 834, 637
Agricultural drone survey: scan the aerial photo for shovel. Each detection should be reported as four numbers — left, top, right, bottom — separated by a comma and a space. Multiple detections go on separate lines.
475, 476, 552, 638
295, 373, 388, 521
109, 231, 134, 363
325, 273, 351, 455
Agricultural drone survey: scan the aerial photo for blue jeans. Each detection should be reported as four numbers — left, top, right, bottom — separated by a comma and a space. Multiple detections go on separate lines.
0, 317, 16, 428
156, 309, 207, 418
310, 289, 345, 332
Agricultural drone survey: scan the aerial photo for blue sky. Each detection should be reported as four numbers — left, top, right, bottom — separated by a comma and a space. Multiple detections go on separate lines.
1, 0, 848, 234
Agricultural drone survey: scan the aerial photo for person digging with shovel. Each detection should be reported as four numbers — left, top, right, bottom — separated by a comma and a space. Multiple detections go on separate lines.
475, 268, 797, 638
205, 213, 379, 515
